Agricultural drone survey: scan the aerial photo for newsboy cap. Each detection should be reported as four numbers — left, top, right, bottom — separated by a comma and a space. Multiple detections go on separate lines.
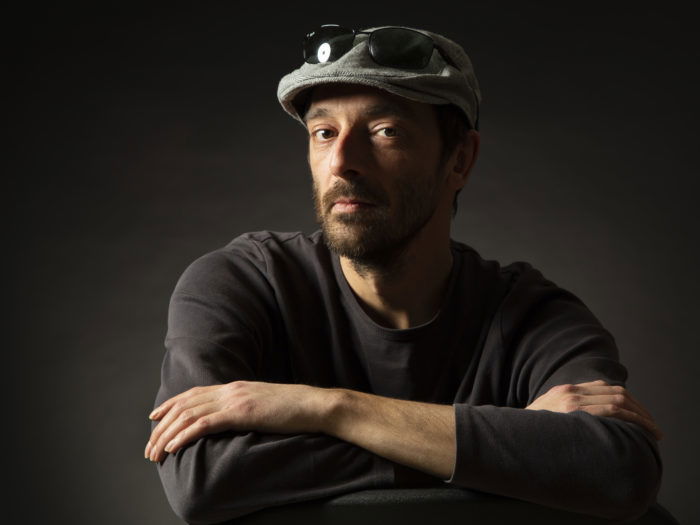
277, 25, 481, 129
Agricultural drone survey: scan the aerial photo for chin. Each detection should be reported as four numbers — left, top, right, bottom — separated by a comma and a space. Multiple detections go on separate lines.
322, 222, 371, 257
321, 219, 414, 265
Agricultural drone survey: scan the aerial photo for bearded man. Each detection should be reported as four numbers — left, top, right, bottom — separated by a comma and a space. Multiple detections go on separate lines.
145, 25, 663, 525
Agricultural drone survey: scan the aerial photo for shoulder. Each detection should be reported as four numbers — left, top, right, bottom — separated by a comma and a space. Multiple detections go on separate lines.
175, 230, 327, 295
451, 241, 624, 400
461, 244, 613, 349
451, 239, 596, 327
451, 239, 542, 296
227, 230, 327, 263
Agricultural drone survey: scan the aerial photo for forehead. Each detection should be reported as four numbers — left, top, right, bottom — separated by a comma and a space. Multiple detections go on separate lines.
303, 84, 434, 124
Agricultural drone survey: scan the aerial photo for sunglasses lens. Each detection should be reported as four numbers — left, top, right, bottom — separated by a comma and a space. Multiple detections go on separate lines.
303, 26, 355, 64
370, 28, 434, 69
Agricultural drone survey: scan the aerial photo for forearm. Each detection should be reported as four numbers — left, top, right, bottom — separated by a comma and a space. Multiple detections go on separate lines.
150, 341, 396, 523
450, 404, 662, 520
152, 369, 660, 523
157, 427, 394, 524
324, 389, 456, 480
319, 389, 660, 521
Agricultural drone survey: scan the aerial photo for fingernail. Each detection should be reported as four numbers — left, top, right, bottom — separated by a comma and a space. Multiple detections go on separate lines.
164, 441, 174, 453
149, 408, 159, 420
144, 442, 151, 459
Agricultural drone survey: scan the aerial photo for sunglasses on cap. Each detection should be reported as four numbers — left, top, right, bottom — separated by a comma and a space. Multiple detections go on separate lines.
303, 25, 459, 71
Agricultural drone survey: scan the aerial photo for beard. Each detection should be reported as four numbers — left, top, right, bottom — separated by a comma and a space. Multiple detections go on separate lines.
312, 169, 443, 275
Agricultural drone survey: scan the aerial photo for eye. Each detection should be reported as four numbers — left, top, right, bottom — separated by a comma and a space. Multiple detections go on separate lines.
312, 129, 335, 140
377, 127, 398, 137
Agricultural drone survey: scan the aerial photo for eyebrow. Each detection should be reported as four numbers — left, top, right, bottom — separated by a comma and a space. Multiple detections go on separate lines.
304, 103, 415, 124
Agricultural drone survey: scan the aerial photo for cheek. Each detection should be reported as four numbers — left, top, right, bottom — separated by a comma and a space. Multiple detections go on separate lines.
308, 147, 333, 176
307, 157, 326, 190
310, 173, 332, 211
379, 142, 438, 172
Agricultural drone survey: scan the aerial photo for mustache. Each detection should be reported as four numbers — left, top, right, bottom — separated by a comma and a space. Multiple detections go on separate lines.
322, 180, 389, 211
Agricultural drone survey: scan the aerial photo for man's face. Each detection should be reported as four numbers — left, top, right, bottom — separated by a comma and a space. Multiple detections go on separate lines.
305, 84, 451, 265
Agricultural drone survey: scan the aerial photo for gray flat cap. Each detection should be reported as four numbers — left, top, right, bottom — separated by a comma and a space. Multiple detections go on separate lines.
277, 25, 481, 129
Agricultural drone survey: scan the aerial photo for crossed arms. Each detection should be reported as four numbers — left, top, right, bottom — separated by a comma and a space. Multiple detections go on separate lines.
147, 248, 663, 524
147, 369, 662, 524
146, 378, 662, 478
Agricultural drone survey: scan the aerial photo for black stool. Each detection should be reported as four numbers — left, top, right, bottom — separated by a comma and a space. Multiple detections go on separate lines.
230, 488, 678, 525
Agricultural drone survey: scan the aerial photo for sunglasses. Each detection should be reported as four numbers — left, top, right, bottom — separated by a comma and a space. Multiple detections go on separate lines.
302, 25, 459, 71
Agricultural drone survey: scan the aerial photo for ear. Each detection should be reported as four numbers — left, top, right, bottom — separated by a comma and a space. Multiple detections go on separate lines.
450, 129, 480, 190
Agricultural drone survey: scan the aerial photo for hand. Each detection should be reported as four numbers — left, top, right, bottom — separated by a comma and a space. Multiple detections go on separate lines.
526, 379, 663, 440
145, 380, 332, 463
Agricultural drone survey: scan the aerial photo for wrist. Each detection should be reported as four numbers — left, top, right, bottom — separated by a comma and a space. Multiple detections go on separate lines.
317, 387, 354, 436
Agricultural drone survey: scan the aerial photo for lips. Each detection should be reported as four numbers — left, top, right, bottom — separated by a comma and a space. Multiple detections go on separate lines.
334, 198, 374, 206
322, 182, 386, 213
331, 199, 376, 213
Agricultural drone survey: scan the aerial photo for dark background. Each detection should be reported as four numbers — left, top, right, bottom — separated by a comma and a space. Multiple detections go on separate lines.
11, 3, 698, 524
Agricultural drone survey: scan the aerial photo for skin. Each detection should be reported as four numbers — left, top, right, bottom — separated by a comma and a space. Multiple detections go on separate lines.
306, 84, 473, 328
145, 85, 662, 473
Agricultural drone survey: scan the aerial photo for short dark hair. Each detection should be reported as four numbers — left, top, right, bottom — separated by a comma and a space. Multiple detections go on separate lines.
433, 104, 472, 217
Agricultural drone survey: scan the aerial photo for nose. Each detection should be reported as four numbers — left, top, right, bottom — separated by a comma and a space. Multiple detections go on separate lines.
328, 127, 369, 181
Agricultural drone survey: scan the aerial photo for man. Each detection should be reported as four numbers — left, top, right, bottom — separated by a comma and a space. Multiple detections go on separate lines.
146, 25, 663, 524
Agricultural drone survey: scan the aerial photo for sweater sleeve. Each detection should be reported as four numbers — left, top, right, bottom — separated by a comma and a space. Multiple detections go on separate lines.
447, 265, 662, 521
151, 244, 394, 525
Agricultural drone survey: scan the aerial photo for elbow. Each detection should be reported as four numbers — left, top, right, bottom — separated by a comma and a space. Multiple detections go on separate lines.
569, 415, 663, 522
602, 472, 661, 522
163, 477, 225, 525
157, 450, 261, 525
594, 441, 662, 521
165, 480, 259, 525
169, 493, 214, 525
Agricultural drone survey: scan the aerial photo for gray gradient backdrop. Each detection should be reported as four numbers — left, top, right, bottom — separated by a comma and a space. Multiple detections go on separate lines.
12, 3, 698, 524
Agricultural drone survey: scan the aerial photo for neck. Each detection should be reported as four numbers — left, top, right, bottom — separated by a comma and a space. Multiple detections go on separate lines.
339, 228, 454, 330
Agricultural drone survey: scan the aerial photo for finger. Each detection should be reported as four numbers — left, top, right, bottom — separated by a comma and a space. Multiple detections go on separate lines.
581, 404, 663, 441
148, 395, 215, 462
150, 402, 221, 462
577, 393, 657, 428
574, 379, 609, 386
149, 403, 188, 453
612, 388, 655, 422
148, 391, 214, 460
149, 385, 209, 420
160, 410, 231, 458
572, 385, 655, 421
149, 395, 187, 421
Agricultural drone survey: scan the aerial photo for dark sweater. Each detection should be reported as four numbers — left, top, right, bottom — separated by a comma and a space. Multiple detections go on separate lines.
152, 230, 661, 524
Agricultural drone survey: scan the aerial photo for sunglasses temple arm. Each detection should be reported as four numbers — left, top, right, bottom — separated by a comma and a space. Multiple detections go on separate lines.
435, 44, 460, 70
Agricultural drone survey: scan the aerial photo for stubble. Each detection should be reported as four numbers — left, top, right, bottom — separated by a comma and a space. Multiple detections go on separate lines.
311, 168, 444, 277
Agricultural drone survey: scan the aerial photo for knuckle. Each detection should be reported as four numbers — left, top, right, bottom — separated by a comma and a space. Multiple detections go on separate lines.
613, 393, 626, 405
227, 381, 245, 392
564, 398, 580, 412
179, 409, 196, 424
606, 403, 620, 414
552, 384, 575, 394
197, 417, 210, 430
581, 405, 598, 415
